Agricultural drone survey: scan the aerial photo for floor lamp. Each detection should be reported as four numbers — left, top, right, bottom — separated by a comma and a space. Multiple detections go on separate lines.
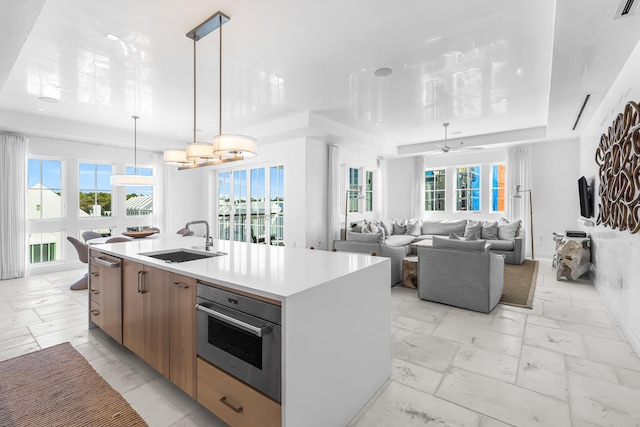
344, 186, 366, 240
513, 184, 534, 259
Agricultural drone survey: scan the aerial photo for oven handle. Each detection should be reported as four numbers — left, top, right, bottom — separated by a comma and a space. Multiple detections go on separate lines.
195, 303, 269, 337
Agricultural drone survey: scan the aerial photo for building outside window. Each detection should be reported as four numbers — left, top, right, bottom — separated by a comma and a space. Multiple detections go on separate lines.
125, 166, 153, 216
79, 163, 112, 216
218, 172, 231, 240
28, 159, 63, 264
348, 167, 359, 212
233, 170, 247, 241
491, 164, 506, 212
425, 169, 446, 211
365, 170, 374, 212
270, 165, 285, 246
455, 166, 481, 212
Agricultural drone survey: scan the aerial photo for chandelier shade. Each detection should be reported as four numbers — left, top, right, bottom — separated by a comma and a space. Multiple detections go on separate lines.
111, 116, 158, 186
212, 134, 257, 158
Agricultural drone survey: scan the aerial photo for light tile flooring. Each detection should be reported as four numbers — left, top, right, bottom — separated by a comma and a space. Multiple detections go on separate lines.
1, 260, 640, 426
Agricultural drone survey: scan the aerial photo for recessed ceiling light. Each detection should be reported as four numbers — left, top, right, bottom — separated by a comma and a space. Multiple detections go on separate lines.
105, 33, 120, 41
36, 107, 45, 111
515, 68, 523, 75
374, 67, 392, 77
38, 96, 59, 103
499, 97, 509, 102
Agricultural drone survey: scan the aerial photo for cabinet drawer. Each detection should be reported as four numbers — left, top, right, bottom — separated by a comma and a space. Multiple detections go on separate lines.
197, 357, 281, 427
89, 268, 101, 304
89, 300, 102, 327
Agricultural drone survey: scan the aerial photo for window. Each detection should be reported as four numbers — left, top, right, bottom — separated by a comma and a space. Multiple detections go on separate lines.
218, 172, 231, 240
250, 168, 266, 244
79, 163, 112, 216
455, 166, 480, 211
29, 232, 62, 264
491, 164, 506, 212
126, 167, 153, 216
424, 169, 446, 211
28, 159, 62, 219
365, 171, 373, 212
270, 165, 285, 246
233, 170, 247, 241
348, 167, 359, 213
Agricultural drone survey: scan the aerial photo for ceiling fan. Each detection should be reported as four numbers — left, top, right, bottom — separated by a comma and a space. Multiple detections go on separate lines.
434, 122, 455, 153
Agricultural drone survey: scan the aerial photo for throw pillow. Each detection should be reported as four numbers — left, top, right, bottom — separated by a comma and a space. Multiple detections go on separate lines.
498, 220, 521, 240
346, 231, 383, 244
432, 236, 488, 252
351, 220, 365, 233
392, 218, 407, 235
380, 219, 394, 236
406, 219, 422, 236
481, 221, 499, 240
362, 220, 385, 240
464, 220, 483, 239
449, 232, 478, 241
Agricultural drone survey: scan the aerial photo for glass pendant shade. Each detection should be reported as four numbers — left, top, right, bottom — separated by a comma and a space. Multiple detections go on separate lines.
111, 174, 159, 186
212, 134, 257, 158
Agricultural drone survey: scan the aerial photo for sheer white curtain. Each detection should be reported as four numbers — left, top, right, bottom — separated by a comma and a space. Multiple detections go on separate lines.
1, 134, 28, 279
378, 157, 388, 220
410, 157, 425, 219
152, 153, 168, 232
506, 146, 532, 256
327, 144, 340, 247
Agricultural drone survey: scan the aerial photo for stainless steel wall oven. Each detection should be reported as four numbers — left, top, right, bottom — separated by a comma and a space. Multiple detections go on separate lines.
195, 283, 282, 402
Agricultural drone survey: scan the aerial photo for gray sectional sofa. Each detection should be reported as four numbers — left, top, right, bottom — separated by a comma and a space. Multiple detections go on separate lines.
333, 218, 525, 286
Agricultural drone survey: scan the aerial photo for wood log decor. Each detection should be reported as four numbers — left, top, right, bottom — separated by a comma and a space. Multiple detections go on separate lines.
595, 100, 640, 233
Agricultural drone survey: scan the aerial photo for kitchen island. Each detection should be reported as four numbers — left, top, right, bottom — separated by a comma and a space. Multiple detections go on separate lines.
88, 235, 391, 427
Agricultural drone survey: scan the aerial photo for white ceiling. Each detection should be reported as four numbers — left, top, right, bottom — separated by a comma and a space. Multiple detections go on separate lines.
1, 0, 640, 157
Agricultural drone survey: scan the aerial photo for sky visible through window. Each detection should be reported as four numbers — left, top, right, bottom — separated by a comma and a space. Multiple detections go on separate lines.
28, 159, 60, 190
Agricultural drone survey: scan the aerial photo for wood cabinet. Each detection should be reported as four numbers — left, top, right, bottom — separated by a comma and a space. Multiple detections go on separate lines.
88, 250, 122, 344
122, 259, 170, 377
169, 273, 196, 397
197, 357, 281, 427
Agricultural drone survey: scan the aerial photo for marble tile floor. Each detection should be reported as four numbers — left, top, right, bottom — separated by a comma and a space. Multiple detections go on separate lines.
1, 260, 640, 426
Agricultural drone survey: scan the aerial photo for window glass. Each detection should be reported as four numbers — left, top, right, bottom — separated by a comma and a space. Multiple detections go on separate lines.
270, 165, 285, 246
250, 168, 267, 244
28, 159, 62, 219
491, 164, 506, 212
218, 172, 231, 240
233, 170, 247, 241
79, 163, 112, 216
125, 167, 153, 216
455, 166, 481, 212
29, 232, 62, 264
425, 169, 446, 211
348, 167, 359, 213
365, 171, 374, 212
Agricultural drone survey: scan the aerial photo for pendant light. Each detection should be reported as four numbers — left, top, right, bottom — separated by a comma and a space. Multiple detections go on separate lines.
111, 116, 158, 186
163, 11, 256, 170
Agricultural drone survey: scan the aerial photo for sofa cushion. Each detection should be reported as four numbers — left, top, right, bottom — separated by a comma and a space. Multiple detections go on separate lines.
487, 239, 514, 251
432, 236, 488, 252
464, 220, 483, 239
380, 219, 394, 236
362, 220, 383, 237
406, 219, 422, 236
498, 220, 521, 241
347, 231, 383, 244
385, 234, 416, 247
481, 221, 499, 240
421, 219, 467, 236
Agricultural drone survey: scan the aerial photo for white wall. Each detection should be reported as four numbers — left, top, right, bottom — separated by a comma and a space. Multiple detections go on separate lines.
578, 40, 640, 354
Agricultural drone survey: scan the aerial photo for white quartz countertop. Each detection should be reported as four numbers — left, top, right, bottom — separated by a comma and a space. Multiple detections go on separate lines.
90, 235, 388, 301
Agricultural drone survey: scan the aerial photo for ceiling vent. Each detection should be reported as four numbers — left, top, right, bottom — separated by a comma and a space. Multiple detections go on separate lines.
615, 0, 638, 19
572, 94, 593, 131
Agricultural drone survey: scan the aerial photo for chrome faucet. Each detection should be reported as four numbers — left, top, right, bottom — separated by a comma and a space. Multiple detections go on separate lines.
185, 220, 213, 251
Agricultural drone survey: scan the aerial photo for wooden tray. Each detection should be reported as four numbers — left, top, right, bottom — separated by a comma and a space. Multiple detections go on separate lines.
122, 230, 157, 238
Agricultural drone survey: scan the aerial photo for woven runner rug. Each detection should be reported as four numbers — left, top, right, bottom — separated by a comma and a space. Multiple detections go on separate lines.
499, 259, 539, 309
0, 342, 147, 427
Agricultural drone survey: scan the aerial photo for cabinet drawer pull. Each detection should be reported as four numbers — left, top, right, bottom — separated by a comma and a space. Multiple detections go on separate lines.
219, 396, 243, 414
90, 309, 100, 316
90, 272, 99, 276
92, 257, 120, 268
173, 282, 189, 289
90, 289, 100, 295
137, 271, 147, 293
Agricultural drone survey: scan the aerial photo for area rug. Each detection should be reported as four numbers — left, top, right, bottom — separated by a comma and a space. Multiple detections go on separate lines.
0, 342, 147, 427
499, 259, 539, 308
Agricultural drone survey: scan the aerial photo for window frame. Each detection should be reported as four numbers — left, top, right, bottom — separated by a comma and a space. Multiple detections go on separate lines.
424, 168, 446, 212
490, 163, 506, 213
454, 165, 481, 213
78, 161, 114, 217
125, 166, 154, 217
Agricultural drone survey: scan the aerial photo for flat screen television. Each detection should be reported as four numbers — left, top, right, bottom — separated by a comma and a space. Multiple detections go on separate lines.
578, 176, 593, 218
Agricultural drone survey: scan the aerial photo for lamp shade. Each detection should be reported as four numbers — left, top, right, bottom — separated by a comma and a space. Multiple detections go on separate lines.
186, 142, 214, 160
164, 149, 188, 165
212, 134, 257, 158
110, 174, 159, 186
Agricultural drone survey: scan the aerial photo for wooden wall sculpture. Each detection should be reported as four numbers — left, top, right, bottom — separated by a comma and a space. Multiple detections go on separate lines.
595, 100, 640, 233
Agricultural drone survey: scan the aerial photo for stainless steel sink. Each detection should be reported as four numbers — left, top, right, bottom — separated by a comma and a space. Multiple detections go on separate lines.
139, 249, 226, 263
